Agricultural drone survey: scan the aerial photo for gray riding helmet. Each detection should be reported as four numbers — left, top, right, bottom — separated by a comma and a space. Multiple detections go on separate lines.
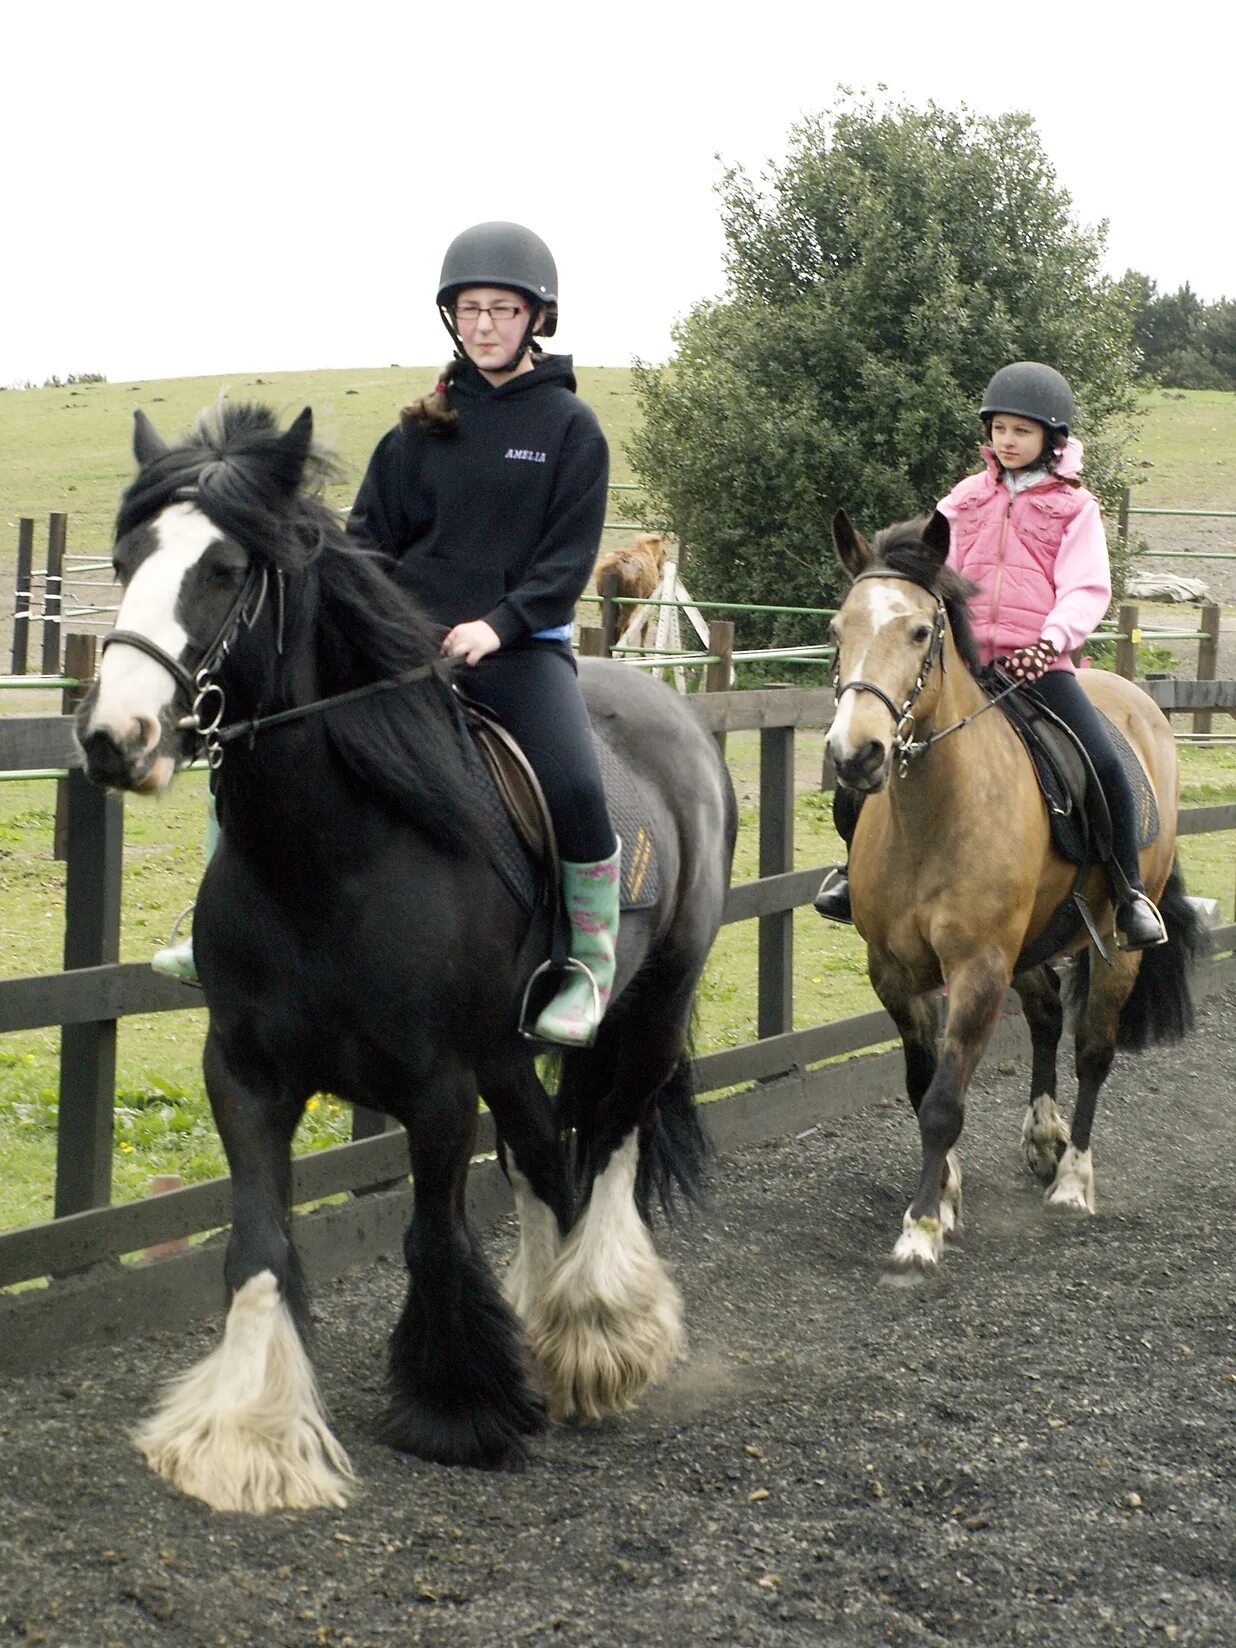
436, 221, 559, 336
979, 362, 1075, 435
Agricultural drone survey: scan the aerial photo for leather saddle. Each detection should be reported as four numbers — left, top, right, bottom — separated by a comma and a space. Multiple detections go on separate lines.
986, 668, 1159, 971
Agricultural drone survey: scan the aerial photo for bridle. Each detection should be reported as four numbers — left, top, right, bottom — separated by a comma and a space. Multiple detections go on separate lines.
101, 559, 271, 768
101, 512, 459, 769
833, 569, 1020, 777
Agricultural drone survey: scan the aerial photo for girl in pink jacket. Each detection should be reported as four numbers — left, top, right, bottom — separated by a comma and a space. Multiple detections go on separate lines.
815, 362, 1167, 950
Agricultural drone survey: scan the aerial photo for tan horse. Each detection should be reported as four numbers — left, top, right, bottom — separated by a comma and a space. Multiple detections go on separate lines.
825, 510, 1201, 1282
594, 533, 669, 638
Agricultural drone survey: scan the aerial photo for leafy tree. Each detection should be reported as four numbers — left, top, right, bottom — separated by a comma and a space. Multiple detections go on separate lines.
631, 95, 1139, 655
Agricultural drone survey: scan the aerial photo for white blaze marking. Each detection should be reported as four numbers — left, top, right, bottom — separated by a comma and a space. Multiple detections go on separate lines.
828, 584, 919, 756
91, 504, 219, 737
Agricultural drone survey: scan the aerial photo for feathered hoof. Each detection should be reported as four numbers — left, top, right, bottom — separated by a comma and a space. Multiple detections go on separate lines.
134, 1271, 353, 1514
527, 1273, 686, 1424
137, 1407, 353, 1513
379, 1384, 546, 1473
882, 1212, 944, 1287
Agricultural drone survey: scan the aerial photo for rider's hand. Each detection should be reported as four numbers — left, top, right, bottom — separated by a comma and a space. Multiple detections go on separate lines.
999, 637, 1058, 684
441, 620, 501, 668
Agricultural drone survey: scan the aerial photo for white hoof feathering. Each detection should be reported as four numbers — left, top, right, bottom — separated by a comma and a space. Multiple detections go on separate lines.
134, 1271, 353, 1513
502, 1164, 563, 1325
1045, 1143, 1096, 1214
1022, 1094, 1071, 1183
527, 1134, 684, 1423
888, 1209, 944, 1278
940, 1152, 963, 1238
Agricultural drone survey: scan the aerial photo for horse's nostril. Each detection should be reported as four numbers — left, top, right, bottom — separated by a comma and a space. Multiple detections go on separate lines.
137, 716, 161, 753
858, 739, 885, 772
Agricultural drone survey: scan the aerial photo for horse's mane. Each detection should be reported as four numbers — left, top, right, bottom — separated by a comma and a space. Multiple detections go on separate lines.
869, 517, 983, 677
119, 403, 488, 854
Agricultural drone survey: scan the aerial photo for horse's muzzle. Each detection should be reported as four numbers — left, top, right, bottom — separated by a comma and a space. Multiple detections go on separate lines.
75, 695, 178, 793
830, 737, 889, 794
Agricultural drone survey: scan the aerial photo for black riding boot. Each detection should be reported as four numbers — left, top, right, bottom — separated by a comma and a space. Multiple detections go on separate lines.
813, 787, 862, 925
813, 865, 852, 923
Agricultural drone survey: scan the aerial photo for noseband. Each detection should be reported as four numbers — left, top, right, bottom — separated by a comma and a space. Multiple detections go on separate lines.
833, 570, 948, 773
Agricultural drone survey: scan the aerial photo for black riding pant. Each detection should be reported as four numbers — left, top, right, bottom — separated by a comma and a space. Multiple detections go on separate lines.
831, 669, 1145, 890
459, 640, 617, 864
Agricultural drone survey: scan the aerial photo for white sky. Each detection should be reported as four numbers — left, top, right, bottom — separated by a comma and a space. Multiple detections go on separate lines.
3, 1, 1232, 388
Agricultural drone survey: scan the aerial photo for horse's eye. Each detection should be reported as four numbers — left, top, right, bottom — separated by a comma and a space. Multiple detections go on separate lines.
910, 623, 932, 644
828, 618, 841, 644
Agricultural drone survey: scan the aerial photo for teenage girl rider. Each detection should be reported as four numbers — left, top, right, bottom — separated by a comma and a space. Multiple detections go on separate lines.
345, 221, 621, 1045
814, 361, 1168, 952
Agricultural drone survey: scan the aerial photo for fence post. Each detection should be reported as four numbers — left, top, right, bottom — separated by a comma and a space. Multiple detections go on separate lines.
55, 633, 96, 860
1117, 487, 1130, 549
41, 512, 67, 676
1115, 603, 1138, 680
577, 625, 607, 659
55, 699, 124, 1218
705, 619, 734, 759
758, 725, 795, 1040
12, 518, 35, 674
600, 569, 620, 655
1195, 602, 1219, 738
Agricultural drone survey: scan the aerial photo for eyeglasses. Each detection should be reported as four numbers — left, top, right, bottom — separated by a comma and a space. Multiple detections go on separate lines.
450, 301, 526, 325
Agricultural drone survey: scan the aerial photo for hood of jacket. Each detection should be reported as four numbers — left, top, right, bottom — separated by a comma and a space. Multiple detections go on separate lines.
449, 352, 578, 403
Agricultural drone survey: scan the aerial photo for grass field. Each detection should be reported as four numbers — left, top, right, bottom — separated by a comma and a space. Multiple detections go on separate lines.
2, 376, 1234, 1233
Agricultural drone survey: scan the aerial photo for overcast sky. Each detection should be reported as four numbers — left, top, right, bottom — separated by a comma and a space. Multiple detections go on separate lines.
4, 1, 1231, 388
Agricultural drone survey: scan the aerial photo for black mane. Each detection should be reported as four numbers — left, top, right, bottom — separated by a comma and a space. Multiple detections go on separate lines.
870, 517, 983, 677
121, 403, 486, 854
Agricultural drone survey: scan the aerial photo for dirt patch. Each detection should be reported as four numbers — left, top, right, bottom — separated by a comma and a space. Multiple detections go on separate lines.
1, 978, 1233, 1648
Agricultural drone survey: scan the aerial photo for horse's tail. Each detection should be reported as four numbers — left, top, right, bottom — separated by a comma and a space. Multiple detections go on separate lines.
1067, 860, 1205, 1050
634, 1045, 712, 1225
1115, 861, 1205, 1050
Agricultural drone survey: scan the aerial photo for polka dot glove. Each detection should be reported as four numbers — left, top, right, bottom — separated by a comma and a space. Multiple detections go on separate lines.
1000, 638, 1059, 684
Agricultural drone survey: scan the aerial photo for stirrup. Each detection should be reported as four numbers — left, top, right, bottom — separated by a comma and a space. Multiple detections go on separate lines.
1116, 893, 1168, 952
151, 904, 201, 987
518, 956, 601, 1044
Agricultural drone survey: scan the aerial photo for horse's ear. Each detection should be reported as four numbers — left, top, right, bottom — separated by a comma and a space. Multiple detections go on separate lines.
133, 409, 169, 467
271, 407, 314, 495
832, 509, 872, 581
920, 509, 952, 568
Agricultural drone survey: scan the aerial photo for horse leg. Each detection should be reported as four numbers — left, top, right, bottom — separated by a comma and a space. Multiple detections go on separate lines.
881, 990, 964, 1238
477, 1049, 572, 1327
382, 1065, 546, 1469
527, 980, 696, 1422
884, 955, 1008, 1281
1046, 951, 1139, 1215
1012, 965, 1071, 1184
135, 1030, 353, 1512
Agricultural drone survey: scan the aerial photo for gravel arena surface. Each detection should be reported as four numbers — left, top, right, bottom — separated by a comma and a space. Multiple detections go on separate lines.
1, 976, 1234, 1648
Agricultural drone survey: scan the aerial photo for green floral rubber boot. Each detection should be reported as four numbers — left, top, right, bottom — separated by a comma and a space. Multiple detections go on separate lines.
151, 792, 219, 986
533, 840, 621, 1048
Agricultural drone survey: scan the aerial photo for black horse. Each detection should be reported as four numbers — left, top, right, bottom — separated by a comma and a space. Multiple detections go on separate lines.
77, 404, 736, 1512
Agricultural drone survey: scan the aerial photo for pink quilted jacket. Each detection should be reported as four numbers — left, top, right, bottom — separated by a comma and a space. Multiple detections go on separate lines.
937, 438, 1111, 675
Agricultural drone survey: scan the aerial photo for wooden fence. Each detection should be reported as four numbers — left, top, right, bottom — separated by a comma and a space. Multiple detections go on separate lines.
1, 665, 1234, 1369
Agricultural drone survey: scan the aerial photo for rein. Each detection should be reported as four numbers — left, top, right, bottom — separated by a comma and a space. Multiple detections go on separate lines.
835, 569, 1021, 776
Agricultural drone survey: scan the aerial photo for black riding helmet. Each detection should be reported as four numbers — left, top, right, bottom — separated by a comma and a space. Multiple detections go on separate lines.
979, 362, 1075, 436
437, 221, 558, 373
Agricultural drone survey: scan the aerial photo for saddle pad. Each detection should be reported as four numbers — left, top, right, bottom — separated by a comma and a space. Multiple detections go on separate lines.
594, 731, 662, 912
467, 723, 662, 916
997, 684, 1159, 866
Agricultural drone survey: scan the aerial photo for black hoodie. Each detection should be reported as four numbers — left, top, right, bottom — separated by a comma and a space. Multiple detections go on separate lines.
347, 355, 609, 646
